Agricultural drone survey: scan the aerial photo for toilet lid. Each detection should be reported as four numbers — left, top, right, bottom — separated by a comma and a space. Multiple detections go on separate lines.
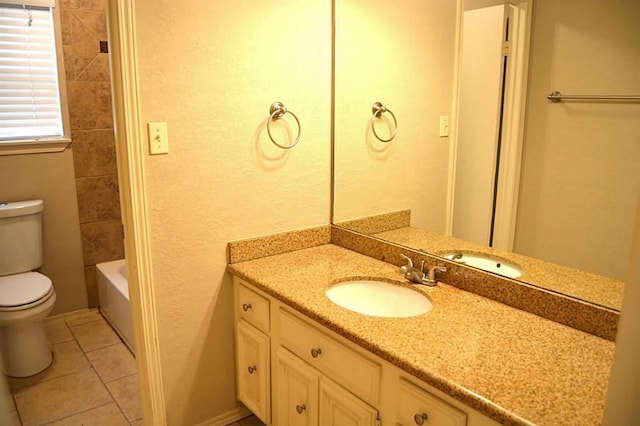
0, 272, 53, 307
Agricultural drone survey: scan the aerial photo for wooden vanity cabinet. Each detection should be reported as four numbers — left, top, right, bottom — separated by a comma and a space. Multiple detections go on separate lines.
233, 277, 500, 426
234, 282, 271, 424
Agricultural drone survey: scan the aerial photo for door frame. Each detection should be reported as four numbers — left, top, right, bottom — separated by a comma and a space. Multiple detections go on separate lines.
107, 1, 167, 424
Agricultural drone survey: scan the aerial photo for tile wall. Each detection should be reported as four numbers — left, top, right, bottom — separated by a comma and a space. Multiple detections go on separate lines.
60, 0, 124, 307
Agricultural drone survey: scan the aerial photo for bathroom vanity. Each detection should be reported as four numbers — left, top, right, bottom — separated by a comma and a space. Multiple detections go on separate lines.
229, 244, 614, 426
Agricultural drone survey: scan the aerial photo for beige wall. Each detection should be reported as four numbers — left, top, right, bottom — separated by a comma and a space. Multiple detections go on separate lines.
132, 1, 331, 423
0, 150, 87, 315
515, 0, 640, 279
603, 197, 640, 424
333, 0, 457, 232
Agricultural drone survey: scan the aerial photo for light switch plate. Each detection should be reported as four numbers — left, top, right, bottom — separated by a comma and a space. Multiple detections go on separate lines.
148, 122, 169, 154
439, 116, 449, 137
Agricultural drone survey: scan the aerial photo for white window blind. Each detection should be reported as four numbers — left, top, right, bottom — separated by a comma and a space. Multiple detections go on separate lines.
0, 2, 64, 142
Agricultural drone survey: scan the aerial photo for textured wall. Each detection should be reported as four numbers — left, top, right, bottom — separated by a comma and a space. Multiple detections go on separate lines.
515, 0, 640, 279
333, 0, 457, 232
60, 0, 125, 307
132, 1, 332, 423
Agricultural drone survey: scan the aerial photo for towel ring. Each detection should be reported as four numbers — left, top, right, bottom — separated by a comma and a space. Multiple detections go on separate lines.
370, 101, 398, 143
267, 102, 301, 149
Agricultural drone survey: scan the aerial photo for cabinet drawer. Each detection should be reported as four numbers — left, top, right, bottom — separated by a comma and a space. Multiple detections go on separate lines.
236, 280, 270, 333
397, 378, 467, 426
278, 308, 381, 406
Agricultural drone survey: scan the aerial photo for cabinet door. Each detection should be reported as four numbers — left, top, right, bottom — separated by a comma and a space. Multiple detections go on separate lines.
397, 378, 467, 426
276, 347, 320, 426
237, 320, 270, 424
319, 376, 378, 426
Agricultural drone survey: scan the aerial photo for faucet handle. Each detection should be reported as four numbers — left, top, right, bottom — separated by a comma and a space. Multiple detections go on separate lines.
424, 266, 447, 284
400, 254, 414, 275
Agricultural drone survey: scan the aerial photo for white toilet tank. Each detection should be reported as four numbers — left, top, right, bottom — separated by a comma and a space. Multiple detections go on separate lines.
0, 200, 44, 276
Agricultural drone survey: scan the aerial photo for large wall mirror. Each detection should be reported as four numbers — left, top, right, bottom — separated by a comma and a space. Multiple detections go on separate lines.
333, 0, 640, 312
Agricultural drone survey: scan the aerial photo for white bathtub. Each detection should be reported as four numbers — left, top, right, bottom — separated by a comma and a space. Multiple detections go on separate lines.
96, 259, 135, 355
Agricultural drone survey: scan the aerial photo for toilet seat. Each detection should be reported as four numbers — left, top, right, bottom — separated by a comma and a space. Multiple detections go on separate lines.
0, 272, 54, 311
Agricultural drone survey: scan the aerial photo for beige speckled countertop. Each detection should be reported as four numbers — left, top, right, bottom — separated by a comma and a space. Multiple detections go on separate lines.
228, 244, 614, 426
373, 226, 625, 310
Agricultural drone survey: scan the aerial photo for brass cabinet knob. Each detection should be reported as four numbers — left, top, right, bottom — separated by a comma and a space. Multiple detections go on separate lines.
296, 404, 307, 414
414, 413, 428, 425
242, 303, 252, 312
247, 365, 257, 374
311, 348, 322, 358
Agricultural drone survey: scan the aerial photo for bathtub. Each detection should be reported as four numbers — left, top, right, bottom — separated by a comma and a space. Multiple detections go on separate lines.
96, 259, 135, 355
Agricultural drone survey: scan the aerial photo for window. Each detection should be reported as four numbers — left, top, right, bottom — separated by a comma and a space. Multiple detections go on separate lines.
0, 0, 69, 154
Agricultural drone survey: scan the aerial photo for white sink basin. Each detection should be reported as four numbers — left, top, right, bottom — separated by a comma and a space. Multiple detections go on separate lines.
325, 279, 432, 318
440, 252, 523, 279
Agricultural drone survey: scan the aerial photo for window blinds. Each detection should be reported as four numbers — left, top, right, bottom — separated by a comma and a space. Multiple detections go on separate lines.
0, 3, 63, 142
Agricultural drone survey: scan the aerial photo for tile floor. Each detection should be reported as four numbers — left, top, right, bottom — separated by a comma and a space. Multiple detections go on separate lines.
228, 415, 265, 426
7, 309, 142, 426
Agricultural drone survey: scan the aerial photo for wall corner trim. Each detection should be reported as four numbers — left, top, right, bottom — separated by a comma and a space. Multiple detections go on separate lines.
107, 0, 167, 424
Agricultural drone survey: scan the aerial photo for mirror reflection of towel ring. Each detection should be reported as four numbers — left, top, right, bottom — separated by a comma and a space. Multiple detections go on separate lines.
267, 102, 301, 149
370, 101, 398, 143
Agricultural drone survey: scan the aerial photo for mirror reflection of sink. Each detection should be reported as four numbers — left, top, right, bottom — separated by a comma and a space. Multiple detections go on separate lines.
440, 252, 523, 279
325, 279, 432, 318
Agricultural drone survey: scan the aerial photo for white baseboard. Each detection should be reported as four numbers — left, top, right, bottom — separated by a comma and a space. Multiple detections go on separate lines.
196, 405, 252, 426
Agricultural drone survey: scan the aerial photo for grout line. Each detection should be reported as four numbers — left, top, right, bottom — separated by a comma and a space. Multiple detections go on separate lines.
42, 400, 116, 426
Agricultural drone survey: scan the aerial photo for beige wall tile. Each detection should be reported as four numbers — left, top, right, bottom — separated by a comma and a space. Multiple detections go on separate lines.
71, 9, 107, 39
69, 317, 121, 352
13, 370, 112, 426
80, 220, 125, 265
60, 9, 72, 45
70, 13, 100, 78
76, 54, 111, 82
62, 45, 75, 81
48, 402, 129, 426
9, 340, 91, 391
70, 0, 106, 11
67, 81, 113, 130
85, 266, 98, 308
106, 374, 142, 422
76, 175, 121, 223
71, 130, 117, 177
86, 343, 137, 383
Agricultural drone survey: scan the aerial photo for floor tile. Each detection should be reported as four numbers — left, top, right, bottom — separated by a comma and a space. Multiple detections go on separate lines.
46, 402, 129, 426
130, 419, 144, 426
9, 340, 91, 391
69, 317, 121, 352
64, 310, 103, 327
106, 374, 142, 422
13, 369, 113, 426
86, 343, 137, 383
240, 415, 266, 426
44, 320, 74, 345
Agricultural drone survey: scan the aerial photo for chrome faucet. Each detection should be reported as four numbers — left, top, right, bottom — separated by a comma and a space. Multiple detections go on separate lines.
400, 254, 446, 287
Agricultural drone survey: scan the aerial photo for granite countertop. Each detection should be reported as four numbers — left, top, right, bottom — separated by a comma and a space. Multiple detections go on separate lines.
373, 226, 625, 310
228, 244, 614, 426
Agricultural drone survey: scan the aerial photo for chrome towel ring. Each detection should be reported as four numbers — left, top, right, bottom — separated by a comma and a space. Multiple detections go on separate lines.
267, 102, 301, 149
370, 101, 398, 143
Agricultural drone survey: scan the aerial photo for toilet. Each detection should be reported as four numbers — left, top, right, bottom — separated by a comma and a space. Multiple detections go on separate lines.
0, 200, 56, 377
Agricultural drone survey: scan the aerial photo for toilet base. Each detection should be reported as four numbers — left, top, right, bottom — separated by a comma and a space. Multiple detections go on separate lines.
0, 322, 53, 377
0, 291, 56, 378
